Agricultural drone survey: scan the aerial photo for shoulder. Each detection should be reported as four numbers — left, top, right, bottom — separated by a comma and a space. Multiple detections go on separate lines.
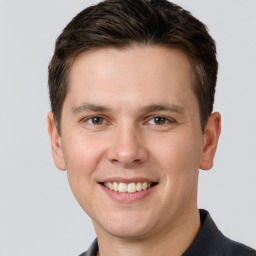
183, 209, 256, 256
222, 237, 256, 256
79, 239, 98, 256
204, 211, 256, 255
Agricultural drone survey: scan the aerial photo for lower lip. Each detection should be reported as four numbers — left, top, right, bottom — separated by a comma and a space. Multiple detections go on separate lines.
100, 184, 156, 203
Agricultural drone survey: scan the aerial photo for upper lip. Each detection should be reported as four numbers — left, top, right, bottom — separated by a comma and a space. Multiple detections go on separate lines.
99, 177, 158, 183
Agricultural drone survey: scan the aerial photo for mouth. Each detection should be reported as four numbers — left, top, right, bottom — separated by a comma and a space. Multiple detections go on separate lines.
101, 181, 157, 193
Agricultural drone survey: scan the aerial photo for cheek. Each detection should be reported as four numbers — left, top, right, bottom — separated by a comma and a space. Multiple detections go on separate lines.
151, 132, 202, 171
62, 134, 108, 215
150, 132, 202, 198
61, 133, 106, 194
62, 133, 104, 171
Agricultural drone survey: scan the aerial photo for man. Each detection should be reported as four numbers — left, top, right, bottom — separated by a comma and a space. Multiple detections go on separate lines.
47, 0, 256, 255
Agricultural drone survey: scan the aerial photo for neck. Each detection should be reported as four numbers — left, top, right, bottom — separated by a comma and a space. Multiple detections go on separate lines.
95, 208, 201, 256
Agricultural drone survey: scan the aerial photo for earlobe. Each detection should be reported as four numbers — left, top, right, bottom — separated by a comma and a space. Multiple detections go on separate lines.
47, 112, 66, 171
199, 112, 221, 170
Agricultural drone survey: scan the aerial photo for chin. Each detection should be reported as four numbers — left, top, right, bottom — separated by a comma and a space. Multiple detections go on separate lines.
93, 212, 157, 240
102, 224, 153, 240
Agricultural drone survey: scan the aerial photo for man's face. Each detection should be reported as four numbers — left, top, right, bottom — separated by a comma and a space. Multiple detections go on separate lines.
48, 46, 220, 239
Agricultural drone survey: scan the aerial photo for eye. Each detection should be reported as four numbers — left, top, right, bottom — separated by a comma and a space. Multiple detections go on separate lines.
86, 116, 106, 125
148, 116, 173, 125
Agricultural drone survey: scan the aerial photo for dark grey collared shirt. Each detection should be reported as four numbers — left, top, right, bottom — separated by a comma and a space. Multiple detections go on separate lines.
79, 209, 256, 256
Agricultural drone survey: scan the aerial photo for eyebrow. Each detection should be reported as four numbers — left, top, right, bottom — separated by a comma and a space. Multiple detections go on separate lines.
71, 103, 110, 114
140, 104, 185, 114
71, 102, 185, 115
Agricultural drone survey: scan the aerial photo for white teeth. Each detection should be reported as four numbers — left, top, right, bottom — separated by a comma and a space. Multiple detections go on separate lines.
109, 183, 114, 190
136, 182, 142, 192
104, 181, 153, 193
118, 183, 127, 193
127, 183, 136, 193
113, 182, 118, 191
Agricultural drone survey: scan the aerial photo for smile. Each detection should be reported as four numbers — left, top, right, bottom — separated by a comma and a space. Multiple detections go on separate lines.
103, 182, 155, 193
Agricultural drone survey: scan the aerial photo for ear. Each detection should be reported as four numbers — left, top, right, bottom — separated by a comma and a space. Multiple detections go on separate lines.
47, 112, 66, 171
199, 112, 221, 170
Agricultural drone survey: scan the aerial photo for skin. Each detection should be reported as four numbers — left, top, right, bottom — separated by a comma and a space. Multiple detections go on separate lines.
48, 46, 221, 256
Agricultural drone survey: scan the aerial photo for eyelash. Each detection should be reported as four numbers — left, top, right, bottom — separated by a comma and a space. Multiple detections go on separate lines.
84, 116, 107, 125
82, 115, 175, 126
147, 116, 175, 125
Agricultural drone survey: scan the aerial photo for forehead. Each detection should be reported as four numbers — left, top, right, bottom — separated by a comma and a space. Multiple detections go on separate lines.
71, 45, 194, 81
65, 45, 197, 113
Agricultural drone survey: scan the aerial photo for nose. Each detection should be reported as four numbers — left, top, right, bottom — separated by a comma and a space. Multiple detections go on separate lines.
107, 124, 148, 167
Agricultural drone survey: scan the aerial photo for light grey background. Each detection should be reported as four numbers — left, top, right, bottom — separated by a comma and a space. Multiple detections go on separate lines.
0, 0, 255, 255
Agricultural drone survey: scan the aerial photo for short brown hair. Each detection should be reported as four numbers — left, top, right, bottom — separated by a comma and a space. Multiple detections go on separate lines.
48, 0, 218, 133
